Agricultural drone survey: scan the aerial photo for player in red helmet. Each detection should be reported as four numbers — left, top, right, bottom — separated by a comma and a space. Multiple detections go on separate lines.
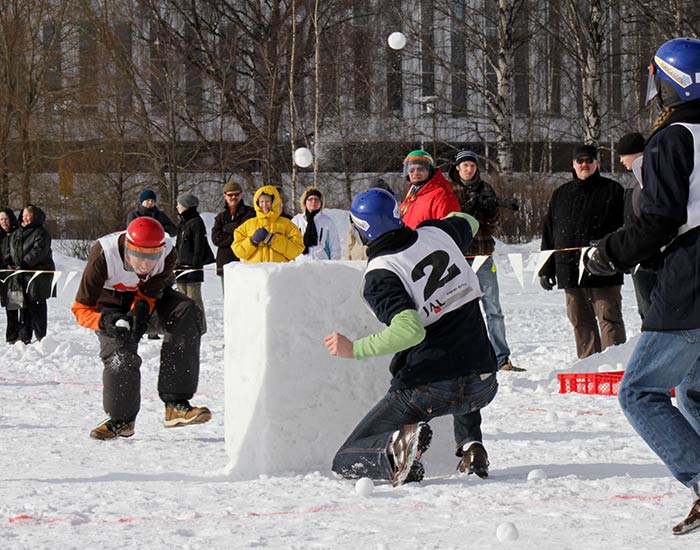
72, 217, 211, 440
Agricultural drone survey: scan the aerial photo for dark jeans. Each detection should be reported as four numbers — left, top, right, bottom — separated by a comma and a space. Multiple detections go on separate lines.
97, 287, 202, 421
4, 307, 18, 343
332, 373, 498, 480
18, 299, 47, 344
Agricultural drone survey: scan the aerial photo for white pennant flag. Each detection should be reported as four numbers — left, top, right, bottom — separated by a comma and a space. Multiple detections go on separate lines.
532, 250, 555, 283
578, 248, 588, 285
471, 255, 489, 273
507, 254, 524, 288
50, 271, 62, 295
62, 271, 79, 293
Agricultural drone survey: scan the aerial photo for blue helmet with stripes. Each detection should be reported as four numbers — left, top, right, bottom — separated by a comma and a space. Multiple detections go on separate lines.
350, 189, 403, 244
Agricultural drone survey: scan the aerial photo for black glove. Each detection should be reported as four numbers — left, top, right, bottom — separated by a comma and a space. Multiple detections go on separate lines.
100, 310, 132, 338
127, 300, 151, 342
475, 192, 499, 212
497, 197, 519, 211
250, 227, 270, 246
584, 246, 619, 277
539, 275, 556, 291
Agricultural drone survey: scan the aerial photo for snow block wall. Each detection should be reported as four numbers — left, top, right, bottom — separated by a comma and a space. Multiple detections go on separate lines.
223, 260, 458, 479
223, 261, 383, 478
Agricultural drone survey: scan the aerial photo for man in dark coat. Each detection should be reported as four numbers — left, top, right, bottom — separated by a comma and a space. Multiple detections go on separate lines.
126, 189, 177, 237
9, 205, 55, 344
539, 144, 626, 358
0, 207, 20, 343
210, 181, 255, 288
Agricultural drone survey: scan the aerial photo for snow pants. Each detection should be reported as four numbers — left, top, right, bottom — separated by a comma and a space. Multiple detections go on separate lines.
97, 287, 203, 421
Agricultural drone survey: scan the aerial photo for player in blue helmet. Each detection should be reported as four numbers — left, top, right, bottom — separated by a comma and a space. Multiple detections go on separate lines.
349, 188, 403, 244
646, 37, 700, 109
585, 37, 700, 535
326, 194, 499, 486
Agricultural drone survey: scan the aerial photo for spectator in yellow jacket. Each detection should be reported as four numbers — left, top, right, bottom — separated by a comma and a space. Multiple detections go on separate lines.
232, 185, 304, 263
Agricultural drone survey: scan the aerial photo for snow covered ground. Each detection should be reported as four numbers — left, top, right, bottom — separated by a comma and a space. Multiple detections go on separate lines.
1, 220, 699, 549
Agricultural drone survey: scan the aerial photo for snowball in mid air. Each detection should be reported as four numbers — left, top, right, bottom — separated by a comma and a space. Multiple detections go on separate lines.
294, 147, 313, 168
387, 32, 407, 50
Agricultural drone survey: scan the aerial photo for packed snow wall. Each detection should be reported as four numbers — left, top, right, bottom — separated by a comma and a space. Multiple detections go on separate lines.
223, 260, 457, 478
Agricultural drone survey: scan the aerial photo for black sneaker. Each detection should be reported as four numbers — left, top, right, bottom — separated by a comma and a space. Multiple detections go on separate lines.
457, 441, 489, 478
673, 500, 700, 535
391, 422, 432, 486
147, 334, 161, 340
90, 418, 135, 440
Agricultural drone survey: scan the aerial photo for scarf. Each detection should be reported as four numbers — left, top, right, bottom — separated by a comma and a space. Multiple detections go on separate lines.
302, 210, 319, 254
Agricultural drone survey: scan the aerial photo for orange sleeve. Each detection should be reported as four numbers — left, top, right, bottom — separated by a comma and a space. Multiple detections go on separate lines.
72, 300, 102, 331
133, 290, 157, 314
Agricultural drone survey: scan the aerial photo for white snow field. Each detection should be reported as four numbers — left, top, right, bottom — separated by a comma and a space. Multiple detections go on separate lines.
1, 214, 699, 549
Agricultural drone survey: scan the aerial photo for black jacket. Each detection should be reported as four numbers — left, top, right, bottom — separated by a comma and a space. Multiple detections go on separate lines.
0, 208, 19, 307
175, 207, 215, 283
603, 101, 700, 330
210, 202, 255, 276
540, 171, 624, 288
9, 205, 56, 301
126, 205, 178, 237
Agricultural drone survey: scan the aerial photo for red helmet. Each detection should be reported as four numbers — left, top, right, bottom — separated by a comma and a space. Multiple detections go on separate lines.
125, 217, 165, 267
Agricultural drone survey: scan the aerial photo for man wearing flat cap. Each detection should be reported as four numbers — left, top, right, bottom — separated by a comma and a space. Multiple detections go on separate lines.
539, 143, 626, 358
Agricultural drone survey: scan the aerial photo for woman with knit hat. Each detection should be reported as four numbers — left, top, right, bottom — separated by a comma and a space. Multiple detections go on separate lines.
291, 187, 341, 260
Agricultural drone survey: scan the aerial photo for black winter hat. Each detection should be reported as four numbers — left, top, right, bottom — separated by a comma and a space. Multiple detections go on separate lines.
616, 133, 646, 155
454, 150, 479, 165
572, 144, 598, 160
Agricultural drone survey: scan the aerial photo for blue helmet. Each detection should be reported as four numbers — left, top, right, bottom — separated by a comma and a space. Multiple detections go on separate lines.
647, 37, 700, 109
350, 189, 403, 243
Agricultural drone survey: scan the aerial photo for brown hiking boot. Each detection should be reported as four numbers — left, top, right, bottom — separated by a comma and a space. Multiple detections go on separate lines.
673, 500, 700, 535
90, 418, 135, 440
164, 401, 212, 428
457, 441, 489, 478
391, 422, 432, 486
499, 360, 526, 372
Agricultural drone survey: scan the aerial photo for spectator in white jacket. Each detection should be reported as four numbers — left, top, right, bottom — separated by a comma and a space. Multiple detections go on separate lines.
292, 187, 341, 260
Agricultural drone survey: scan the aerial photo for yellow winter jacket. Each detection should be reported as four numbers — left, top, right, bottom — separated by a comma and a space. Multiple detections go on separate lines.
232, 185, 304, 263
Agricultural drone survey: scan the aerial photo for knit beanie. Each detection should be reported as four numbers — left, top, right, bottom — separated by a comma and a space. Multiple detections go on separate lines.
300, 187, 323, 210
616, 133, 646, 155
177, 193, 199, 209
140, 189, 157, 202
454, 150, 479, 166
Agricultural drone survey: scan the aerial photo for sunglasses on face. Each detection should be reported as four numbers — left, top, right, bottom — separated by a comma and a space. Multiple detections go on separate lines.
225, 192, 242, 198
575, 158, 595, 165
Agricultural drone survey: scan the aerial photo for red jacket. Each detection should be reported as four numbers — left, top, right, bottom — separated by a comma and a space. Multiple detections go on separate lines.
399, 170, 460, 229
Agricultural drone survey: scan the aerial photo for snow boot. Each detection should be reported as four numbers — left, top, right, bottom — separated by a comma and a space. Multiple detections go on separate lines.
90, 418, 135, 440
164, 401, 211, 428
673, 500, 700, 535
457, 441, 489, 478
391, 422, 432, 486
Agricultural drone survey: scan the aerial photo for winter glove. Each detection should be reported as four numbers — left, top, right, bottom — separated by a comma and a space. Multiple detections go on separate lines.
497, 197, 519, 211
539, 275, 556, 291
100, 310, 132, 339
583, 246, 619, 277
475, 192, 499, 212
250, 227, 271, 246
128, 300, 151, 342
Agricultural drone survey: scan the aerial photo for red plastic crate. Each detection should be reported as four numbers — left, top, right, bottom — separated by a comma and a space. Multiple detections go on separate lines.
557, 371, 624, 396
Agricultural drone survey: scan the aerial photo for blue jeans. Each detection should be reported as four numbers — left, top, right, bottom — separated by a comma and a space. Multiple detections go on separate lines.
475, 258, 510, 367
618, 330, 700, 495
331, 373, 498, 480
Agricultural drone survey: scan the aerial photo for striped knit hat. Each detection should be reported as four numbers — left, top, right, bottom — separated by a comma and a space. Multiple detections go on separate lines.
402, 150, 435, 178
